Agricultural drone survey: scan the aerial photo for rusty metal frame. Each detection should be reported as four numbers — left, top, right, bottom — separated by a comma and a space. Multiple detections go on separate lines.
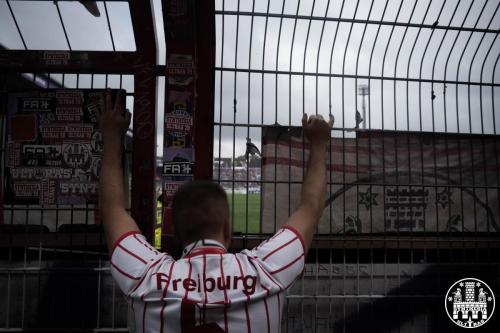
193, 0, 216, 180
128, 0, 158, 242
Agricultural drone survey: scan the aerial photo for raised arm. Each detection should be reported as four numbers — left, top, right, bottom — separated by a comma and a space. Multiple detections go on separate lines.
97, 89, 139, 255
285, 113, 333, 255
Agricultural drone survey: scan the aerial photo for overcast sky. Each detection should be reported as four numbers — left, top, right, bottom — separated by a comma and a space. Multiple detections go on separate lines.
1, 0, 499, 158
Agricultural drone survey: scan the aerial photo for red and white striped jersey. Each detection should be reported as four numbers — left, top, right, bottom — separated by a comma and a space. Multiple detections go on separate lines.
110, 226, 305, 333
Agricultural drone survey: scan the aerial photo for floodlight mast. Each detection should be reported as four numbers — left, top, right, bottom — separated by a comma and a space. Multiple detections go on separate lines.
358, 84, 369, 129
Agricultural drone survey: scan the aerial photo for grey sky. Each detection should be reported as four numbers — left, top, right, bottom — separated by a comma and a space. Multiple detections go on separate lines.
1, 0, 499, 158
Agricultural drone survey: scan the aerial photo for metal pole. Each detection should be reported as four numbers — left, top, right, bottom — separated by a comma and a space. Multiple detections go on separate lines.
358, 84, 369, 130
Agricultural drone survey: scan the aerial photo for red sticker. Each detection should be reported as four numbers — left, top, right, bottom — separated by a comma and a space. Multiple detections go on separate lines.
10, 114, 37, 141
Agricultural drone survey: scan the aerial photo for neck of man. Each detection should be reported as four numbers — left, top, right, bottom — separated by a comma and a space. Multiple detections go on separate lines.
181, 239, 227, 258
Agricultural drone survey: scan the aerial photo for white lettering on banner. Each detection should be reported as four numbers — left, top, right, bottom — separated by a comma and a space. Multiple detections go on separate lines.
165, 115, 192, 132
162, 162, 194, 176
23, 145, 62, 160
11, 167, 72, 180
59, 182, 98, 195
21, 98, 52, 112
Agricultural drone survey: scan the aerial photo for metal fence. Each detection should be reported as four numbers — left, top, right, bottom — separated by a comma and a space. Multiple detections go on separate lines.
0, 71, 136, 331
0, 1, 158, 331
0, 0, 499, 332
212, 0, 500, 331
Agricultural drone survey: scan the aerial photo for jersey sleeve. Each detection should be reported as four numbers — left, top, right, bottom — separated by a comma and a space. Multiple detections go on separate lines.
110, 231, 171, 295
245, 225, 305, 289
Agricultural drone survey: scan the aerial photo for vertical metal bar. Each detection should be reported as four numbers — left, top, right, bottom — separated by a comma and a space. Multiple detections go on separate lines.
288, 2, 301, 329
288, 0, 300, 225
326, 1, 346, 329
392, 1, 418, 314
315, 2, 332, 328
129, 0, 157, 242
463, 2, 490, 262
490, 54, 500, 271
274, 0, 285, 245
365, 0, 386, 309
301, 2, 316, 329
342, 2, 361, 326
438, 2, 461, 254
452, 1, 487, 261
442, 2, 474, 259
21, 248, 26, 328
315, 0, 332, 115
244, 0, 257, 236
365, 3, 388, 322
194, 0, 216, 181
257, 0, 272, 234
231, 0, 240, 243
479, 4, 500, 260
217, 3, 225, 191
476, 0, 500, 276
322, 0, 336, 328
111, 278, 116, 328
97, 263, 101, 328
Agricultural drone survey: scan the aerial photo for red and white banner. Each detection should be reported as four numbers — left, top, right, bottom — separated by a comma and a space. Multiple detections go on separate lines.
262, 126, 500, 234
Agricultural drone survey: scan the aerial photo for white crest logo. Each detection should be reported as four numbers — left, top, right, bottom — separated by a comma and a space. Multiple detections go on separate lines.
445, 278, 495, 328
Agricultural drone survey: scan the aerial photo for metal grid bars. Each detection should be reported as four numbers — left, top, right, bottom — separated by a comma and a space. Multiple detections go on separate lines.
0, 0, 160, 330
0, 72, 136, 331
213, 0, 500, 331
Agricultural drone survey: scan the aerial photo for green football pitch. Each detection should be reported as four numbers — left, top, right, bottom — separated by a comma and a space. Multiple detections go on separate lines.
227, 193, 261, 233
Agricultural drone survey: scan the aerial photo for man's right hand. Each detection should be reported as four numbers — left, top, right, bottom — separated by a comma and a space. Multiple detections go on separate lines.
285, 113, 333, 255
302, 113, 334, 146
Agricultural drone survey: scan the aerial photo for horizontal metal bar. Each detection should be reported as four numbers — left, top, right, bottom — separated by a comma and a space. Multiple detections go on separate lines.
0, 329, 129, 333
285, 294, 442, 299
215, 67, 500, 87
173, 235, 500, 250
0, 50, 138, 74
0, 233, 104, 247
0, 267, 110, 273
1, 207, 100, 211
233, 239, 500, 250
213, 122, 500, 137
213, 179, 500, 190
9, 0, 128, 2
26, 246, 107, 256
2, 233, 499, 249
215, 11, 499, 34
230, 234, 500, 242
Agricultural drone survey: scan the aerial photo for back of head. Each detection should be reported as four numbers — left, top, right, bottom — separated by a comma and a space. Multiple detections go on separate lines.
172, 181, 229, 245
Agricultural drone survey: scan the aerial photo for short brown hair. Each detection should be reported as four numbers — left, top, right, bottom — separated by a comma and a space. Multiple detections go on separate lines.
172, 181, 229, 245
